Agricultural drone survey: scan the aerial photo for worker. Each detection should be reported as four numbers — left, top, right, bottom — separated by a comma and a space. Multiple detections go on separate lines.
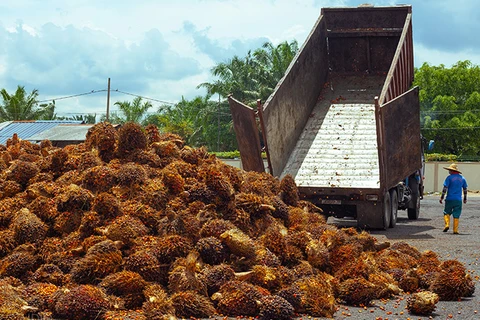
439, 163, 468, 234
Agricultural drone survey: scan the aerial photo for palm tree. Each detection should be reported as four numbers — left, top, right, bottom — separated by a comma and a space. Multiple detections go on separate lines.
0, 86, 55, 121
113, 96, 153, 123
253, 40, 299, 100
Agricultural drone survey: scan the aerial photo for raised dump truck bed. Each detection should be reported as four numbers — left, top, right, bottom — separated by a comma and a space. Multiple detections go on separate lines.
228, 5, 422, 229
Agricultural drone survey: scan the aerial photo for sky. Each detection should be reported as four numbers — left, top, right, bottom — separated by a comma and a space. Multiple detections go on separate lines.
0, 0, 479, 119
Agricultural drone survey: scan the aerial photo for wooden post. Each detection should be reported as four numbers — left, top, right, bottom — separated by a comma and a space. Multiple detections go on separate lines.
106, 78, 111, 122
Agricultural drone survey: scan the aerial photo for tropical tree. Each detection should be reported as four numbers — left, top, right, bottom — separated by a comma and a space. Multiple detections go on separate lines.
414, 60, 480, 157
102, 96, 152, 124
0, 86, 55, 121
143, 96, 237, 151
198, 40, 299, 106
56, 114, 97, 124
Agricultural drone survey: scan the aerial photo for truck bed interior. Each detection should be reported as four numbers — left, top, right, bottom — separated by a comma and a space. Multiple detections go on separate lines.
281, 73, 385, 189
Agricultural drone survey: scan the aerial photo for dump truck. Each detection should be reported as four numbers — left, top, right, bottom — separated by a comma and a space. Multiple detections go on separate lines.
228, 5, 424, 229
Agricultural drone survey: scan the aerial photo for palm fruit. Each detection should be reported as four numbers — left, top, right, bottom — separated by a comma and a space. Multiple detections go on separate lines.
259, 225, 288, 262
0, 279, 29, 319
305, 239, 329, 270
248, 265, 283, 291
368, 271, 401, 299
77, 150, 102, 171
398, 269, 420, 293
151, 141, 181, 160
27, 195, 58, 226
145, 124, 161, 145
170, 290, 216, 318
255, 247, 281, 268
103, 310, 147, 320
53, 285, 111, 320
162, 166, 186, 196
199, 218, 236, 238
279, 174, 299, 206
0, 229, 16, 257
142, 283, 175, 319
336, 277, 377, 306
235, 192, 275, 219
83, 165, 118, 193
375, 248, 418, 271
11, 208, 48, 245
70, 240, 123, 284
334, 253, 373, 282
85, 122, 117, 162
53, 210, 84, 235
212, 280, 270, 317
291, 260, 316, 280
100, 271, 147, 309
429, 259, 474, 300
258, 295, 295, 320
0, 245, 39, 280
220, 228, 257, 259
271, 196, 290, 222
138, 178, 169, 211
78, 210, 101, 237
100, 215, 150, 247
92, 192, 121, 220
201, 263, 236, 296
147, 235, 192, 264
328, 242, 363, 272
168, 251, 207, 295
5, 160, 39, 187
117, 122, 148, 158
390, 241, 422, 259
49, 149, 69, 175
117, 162, 147, 187
195, 236, 229, 265
240, 170, 280, 197
293, 273, 336, 317
0, 180, 22, 199
56, 183, 94, 212
277, 284, 303, 313
23, 282, 58, 311
123, 249, 165, 283
30, 264, 64, 286
406, 291, 439, 315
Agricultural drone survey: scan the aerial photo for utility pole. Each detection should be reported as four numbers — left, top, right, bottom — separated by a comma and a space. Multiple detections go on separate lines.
106, 78, 111, 122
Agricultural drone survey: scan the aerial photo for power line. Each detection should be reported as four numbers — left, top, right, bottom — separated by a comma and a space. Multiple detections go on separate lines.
37, 90, 108, 103
112, 89, 176, 105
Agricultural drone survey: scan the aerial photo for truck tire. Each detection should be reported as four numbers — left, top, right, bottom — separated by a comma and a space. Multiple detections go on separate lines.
408, 178, 420, 220
383, 192, 392, 230
389, 189, 398, 228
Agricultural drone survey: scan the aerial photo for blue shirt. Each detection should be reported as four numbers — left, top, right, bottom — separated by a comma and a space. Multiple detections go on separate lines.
443, 173, 468, 201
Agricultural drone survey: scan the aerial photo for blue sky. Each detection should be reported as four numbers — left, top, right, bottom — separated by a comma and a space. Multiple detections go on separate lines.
1, 0, 479, 118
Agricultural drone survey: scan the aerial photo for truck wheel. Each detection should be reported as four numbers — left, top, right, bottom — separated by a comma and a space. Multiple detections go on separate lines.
408, 179, 420, 220
389, 189, 398, 228
383, 192, 391, 230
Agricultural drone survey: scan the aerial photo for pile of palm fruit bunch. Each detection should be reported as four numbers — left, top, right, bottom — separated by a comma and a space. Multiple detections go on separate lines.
0, 122, 475, 319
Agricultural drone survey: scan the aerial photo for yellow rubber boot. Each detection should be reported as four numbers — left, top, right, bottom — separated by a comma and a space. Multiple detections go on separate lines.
443, 215, 450, 232
453, 218, 459, 234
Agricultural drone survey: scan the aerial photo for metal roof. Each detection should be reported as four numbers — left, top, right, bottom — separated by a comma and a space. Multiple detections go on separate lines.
27, 124, 94, 142
0, 120, 82, 145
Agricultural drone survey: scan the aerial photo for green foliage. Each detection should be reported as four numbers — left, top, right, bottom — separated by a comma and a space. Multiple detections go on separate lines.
425, 153, 458, 162
101, 96, 152, 124
56, 114, 97, 124
0, 86, 56, 121
415, 60, 480, 157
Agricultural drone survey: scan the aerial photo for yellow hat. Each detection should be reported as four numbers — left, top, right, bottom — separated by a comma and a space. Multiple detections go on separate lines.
443, 163, 461, 174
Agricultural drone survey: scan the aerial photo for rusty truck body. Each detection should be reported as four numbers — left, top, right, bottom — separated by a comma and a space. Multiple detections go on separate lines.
228, 5, 423, 229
